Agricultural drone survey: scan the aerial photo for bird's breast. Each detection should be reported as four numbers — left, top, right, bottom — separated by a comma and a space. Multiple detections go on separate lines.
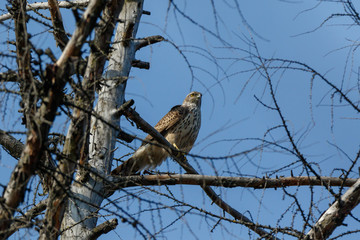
166, 107, 201, 153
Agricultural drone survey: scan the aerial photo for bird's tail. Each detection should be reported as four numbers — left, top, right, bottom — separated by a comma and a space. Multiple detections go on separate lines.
111, 157, 140, 176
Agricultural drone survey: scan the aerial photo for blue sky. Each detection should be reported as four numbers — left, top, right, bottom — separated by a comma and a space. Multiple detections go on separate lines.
1, 0, 360, 239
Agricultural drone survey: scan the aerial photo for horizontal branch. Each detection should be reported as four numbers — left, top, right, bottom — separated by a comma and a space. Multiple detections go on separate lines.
0, 71, 18, 82
131, 60, 149, 69
108, 174, 358, 190
0, 0, 89, 21
134, 35, 164, 51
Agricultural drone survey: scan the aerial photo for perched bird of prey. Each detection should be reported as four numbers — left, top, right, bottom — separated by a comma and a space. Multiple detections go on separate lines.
111, 91, 202, 176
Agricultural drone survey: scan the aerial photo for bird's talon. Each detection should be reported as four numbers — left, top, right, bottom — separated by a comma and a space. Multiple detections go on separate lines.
172, 143, 180, 150
143, 170, 152, 175
172, 143, 185, 159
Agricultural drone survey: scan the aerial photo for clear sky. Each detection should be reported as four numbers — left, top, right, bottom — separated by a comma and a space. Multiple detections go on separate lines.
1, 0, 360, 239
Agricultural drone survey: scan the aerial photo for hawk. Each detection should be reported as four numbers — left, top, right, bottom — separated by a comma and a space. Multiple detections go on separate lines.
112, 91, 202, 176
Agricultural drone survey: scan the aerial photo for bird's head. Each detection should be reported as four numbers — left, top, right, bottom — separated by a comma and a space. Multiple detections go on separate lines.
183, 91, 202, 107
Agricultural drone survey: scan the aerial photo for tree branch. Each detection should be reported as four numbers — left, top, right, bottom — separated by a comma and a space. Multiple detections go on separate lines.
39, 0, 114, 238
48, 0, 69, 50
305, 178, 360, 239
0, 130, 55, 194
0, 71, 18, 82
0, 0, 89, 22
87, 218, 118, 240
0, 130, 24, 160
131, 60, 149, 69
0, 0, 108, 235
0, 199, 47, 239
107, 174, 358, 190
134, 35, 164, 51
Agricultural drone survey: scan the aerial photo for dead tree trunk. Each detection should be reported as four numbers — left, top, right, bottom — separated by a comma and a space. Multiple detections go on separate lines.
61, 1, 144, 238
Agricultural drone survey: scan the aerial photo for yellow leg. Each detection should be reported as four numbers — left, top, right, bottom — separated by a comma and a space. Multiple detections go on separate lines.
172, 143, 187, 160
172, 143, 179, 150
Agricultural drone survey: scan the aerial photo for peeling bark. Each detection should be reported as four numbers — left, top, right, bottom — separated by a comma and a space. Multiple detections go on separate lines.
61, 1, 144, 239
305, 178, 360, 240
39, 0, 114, 238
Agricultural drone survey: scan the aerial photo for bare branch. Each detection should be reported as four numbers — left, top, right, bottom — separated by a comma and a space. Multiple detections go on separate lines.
0, 0, 108, 235
131, 60, 149, 69
0, 130, 24, 160
0, 200, 47, 239
134, 35, 164, 51
56, 0, 107, 66
0, 71, 18, 82
41, 0, 125, 237
87, 218, 118, 240
0, 0, 89, 22
305, 178, 360, 239
47, 0, 69, 50
107, 174, 358, 190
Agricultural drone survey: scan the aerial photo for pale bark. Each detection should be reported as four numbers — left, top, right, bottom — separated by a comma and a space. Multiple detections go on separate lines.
305, 178, 360, 240
40, 0, 123, 238
47, 0, 69, 50
0, 0, 90, 21
61, 1, 144, 238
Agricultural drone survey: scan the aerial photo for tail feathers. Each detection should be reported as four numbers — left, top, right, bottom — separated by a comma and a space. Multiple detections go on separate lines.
111, 157, 140, 176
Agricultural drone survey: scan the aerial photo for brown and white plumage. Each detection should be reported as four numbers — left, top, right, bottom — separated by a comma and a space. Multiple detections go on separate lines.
111, 91, 202, 176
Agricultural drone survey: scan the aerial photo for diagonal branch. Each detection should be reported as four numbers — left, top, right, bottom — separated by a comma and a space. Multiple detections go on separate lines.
48, 0, 69, 50
0, 130, 24, 160
305, 178, 360, 239
118, 107, 281, 240
87, 218, 118, 240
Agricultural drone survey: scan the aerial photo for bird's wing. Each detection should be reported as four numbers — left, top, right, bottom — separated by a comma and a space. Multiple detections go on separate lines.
142, 105, 188, 145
